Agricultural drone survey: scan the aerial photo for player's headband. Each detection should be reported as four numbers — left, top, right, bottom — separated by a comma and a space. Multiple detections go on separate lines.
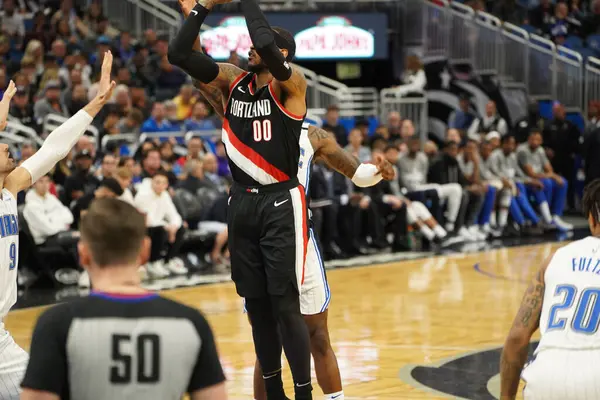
274, 31, 296, 62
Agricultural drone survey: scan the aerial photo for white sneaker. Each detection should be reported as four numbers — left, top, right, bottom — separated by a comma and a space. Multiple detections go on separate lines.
552, 216, 573, 231
469, 225, 488, 241
146, 260, 170, 279
138, 265, 149, 281
78, 270, 90, 288
165, 258, 188, 275
458, 227, 476, 242
440, 235, 465, 247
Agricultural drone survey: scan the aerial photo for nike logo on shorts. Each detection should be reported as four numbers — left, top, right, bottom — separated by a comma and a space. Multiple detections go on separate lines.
238, 86, 245, 93
191, 10, 198, 15
274, 199, 289, 207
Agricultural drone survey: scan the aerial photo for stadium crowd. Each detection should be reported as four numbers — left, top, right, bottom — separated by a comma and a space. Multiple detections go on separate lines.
0, 0, 587, 287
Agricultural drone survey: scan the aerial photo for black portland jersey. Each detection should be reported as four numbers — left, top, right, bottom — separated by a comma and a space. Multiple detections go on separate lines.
222, 72, 306, 186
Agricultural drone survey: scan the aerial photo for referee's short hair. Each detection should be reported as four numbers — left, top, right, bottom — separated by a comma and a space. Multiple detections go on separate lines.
80, 198, 146, 267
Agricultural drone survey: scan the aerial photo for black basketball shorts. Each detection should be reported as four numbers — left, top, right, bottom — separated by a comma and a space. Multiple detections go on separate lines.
228, 178, 308, 298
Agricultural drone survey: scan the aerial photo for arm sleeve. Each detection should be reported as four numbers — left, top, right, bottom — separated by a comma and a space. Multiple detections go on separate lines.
167, 4, 219, 84
21, 110, 93, 183
187, 312, 226, 393
241, 0, 292, 81
21, 306, 71, 395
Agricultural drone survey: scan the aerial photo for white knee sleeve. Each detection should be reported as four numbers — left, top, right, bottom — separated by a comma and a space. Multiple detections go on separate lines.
411, 201, 432, 220
406, 205, 418, 224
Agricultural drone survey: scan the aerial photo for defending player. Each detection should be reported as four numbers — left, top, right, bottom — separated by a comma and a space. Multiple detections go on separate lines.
168, 0, 320, 398
20, 198, 227, 400
500, 179, 600, 399
0, 52, 115, 399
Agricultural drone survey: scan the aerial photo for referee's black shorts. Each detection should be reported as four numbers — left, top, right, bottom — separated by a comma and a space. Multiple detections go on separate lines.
228, 177, 308, 299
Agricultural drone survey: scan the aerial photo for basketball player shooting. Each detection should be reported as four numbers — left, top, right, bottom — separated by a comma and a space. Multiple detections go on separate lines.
500, 179, 600, 400
0, 51, 115, 399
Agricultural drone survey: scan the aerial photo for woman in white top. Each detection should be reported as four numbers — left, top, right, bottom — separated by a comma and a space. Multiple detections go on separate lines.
393, 55, 427, 98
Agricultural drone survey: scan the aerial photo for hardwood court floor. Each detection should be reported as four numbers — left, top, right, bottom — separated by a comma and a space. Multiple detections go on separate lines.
5, 242, 560, 399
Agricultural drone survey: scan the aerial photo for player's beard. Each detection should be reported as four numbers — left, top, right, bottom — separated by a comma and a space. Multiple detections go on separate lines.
248, 61, 268, 74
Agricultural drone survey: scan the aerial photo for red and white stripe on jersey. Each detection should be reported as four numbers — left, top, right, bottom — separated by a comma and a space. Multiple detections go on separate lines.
221, 119, 290, 185
268, 82, 304, 121
289, 185, 308, 287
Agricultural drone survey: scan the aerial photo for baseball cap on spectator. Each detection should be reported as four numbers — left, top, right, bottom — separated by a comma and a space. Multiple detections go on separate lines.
75, 149, 93, 160
98, 177, 124, 196
45, 80, 61, 91
486, 131, 500, 141
97, 35, 112, 46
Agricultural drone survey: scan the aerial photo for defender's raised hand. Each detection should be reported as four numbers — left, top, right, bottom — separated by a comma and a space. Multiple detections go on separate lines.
95, 51, 116, 103
0, 81, 17, 131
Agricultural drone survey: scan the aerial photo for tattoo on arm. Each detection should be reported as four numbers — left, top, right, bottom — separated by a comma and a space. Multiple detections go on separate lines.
193, 79, 225, 120
310, 126, 359, 179
500, 266, 546, 399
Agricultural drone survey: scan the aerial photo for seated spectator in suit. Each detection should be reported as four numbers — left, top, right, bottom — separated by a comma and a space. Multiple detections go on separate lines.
345, 128, 371, 163
179, 158, 219, 195
135, 170, 187, 277
202, 153, 229, 193
467, 101, 508, 139
23, 175, 74, 245
71, 178, 124, 229
516, 130, 573, 231
63, 150, 100, 206
428, 141, 486, 242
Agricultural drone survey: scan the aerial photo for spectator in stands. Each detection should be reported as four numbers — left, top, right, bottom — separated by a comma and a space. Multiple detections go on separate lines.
74, 135, 97, 160
117, 108, 144, 134
116, 166, 135, 205
514, 101, 546, 143
143, 29, 158, 50
581, 0, 600, 36
51, 39, 68, 66
141, 102, 175, 135
345, 128, 371, 163
71, 177, 123, 230
130, 81, 153, 116
485, 131, 501, 150
150, 35, 187, 101
95, 154, 117, 181
1, 0, 25, 41
393, 55, 427, 98
424, 140, 438, 159
23, 174, 74, 245
480, 138, 513, 233
116, 67, 132, 87
34, 80, 69, 124
355, 118, 371, 141
457, 139, 497, 239
322, 104, 347, 146
9, 86, 36, 129
387, 111, 402, 139
492, 0, 526, 25
529, 0, 555, 30
467, 100, 508, 139
202, 153, 228, 192
428, 141, 485, 241
118, 31, 135, 64
543, 102, 580, 207
163, 100, 181, 127
180, 158, 211, 194
112, 84, 132, 117
488, 135, 544, 234
63, 150, 100, 206
446, 128, 463, 146
517, 130, 573, 231
177, 136, 206, 167
214, 140, 231, 178
448, 93, 476, 133
400, 119, 417, 145
64, 84, 88, 116
369, 125, 392, 147
547, 2, 577, 44
380, 145, 449, 246
135, 170, 187, 278
184, 101, 216, 132
19, 141, 36, 164
128, 51, 154, 93
173, 84, 196, 120
159, 141, 182, 176
140, 147, 177, 188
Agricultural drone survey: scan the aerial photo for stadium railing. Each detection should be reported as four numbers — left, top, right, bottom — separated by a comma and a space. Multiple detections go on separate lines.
379, 90, 428, 141
585, 57, 600, 119
101, 0, 181, 39
4, 121, 44, 147
409, 0, 589, 113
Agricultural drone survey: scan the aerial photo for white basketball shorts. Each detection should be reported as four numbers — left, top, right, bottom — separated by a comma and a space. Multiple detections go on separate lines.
0, 329, 28, 399
243, 228, 331, 315
522, 349, 600, 399
300, 228, 331, 315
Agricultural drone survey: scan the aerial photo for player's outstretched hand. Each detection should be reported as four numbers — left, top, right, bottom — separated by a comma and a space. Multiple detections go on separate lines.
1, 81, 17, 103
373, 153, 396, 181
95, 51, 116, 104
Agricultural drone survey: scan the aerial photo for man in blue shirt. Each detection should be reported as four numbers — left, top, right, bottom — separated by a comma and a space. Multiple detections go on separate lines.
141, 103, 177, 141
448, 93, 476, 132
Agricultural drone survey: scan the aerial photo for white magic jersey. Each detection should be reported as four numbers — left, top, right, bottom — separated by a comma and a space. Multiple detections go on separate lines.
298, 122, 314, 192
0, 189, 19, 324
535, 236, 600, 353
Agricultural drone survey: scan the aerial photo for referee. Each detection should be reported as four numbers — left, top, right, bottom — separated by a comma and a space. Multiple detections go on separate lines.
20, 198, 227, 400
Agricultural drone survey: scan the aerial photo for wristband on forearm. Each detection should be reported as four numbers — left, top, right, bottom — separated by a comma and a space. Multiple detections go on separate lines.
351, 163, 383, 188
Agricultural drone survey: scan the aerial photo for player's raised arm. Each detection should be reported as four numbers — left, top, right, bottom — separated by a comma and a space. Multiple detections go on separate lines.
167, 0, 244, 92
309, 125, 395, 185
0, 80, 17, 131
500, 257, 550, 400
241, 0, 307, 104
4, 51, 116, 197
